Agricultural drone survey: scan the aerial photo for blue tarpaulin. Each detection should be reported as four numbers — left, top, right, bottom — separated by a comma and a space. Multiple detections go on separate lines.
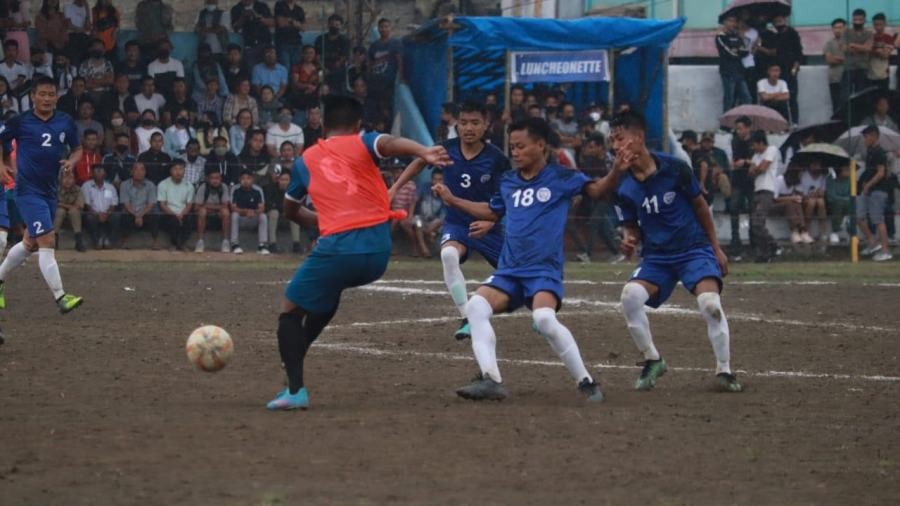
404, 16, 685, 150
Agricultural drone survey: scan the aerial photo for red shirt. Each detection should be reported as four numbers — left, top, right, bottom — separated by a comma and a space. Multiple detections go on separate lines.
74, 149, 102, 185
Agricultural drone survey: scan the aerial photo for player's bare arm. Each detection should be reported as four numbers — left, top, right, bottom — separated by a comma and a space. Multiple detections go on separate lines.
60, 146, 83, 174
748, 158, 770, 178
376, 136, 451, 168
619, 222, 641, 258
432, 183, 497, 221
284, 198, 318, 229
388, 157, 427, 200
583, 168, 625, 200
691, 194, 728, 276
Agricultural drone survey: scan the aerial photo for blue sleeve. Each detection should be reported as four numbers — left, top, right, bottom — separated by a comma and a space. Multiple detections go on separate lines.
488, 192, 505, 217
614, 190, 637, 223
560, 168, 591, 199
66, 117, 81, 150
286, 157, 310, 202
361, 132, 385, 164
676, 160, 702, 200
0, 116, 20, 145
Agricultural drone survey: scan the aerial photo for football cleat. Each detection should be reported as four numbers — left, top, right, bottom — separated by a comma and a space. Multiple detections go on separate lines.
454, 319, 471, 340
0, 281, 5, 309
266, 387, 310, 410
715, 372, 743, 393
56, 294, 83, 314
456, 374, 508, 401
577, 378, 605, 403
635, 358, 668, 391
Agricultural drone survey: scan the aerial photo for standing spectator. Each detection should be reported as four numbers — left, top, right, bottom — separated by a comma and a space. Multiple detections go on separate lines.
0, 40, 30, 98
436, 102, 459, 141
147, 40, 184, 99
133, 76, 166, 118
728, 116, 755, 250
286, 45, 320, 123
772, 165, 808, 244
757, 64, 790, 121
204, 135, 241, 184
266, 107, 303, 156
314, 14, 351, 93
229, 108, 254, 155
223, 43, 250, 92
273, 0, 305, 69
264, 171, 293, 253
193, 166, 232, 253
57, 76, 88, 117
34, 0, 69, 58
257, 85, 282, 128
163, 110, 196, 158
183, 139, 206, 186
230, 0, 274, 70
857, 125, 893, 261
367, 18, 404, 123
115, 41, 144, 95
841, 9, 872, 104
134, 110, 164, 155
157, 159, 195, 250
302, 104, 322, 148
251, 45, 288, 100
51, 52, 78, 95
191, 44, 229, 103
196, 77, 225, 122
73, 129, 102, 185
229, 170, 268, 254
91, 0, 119, 61
79, 38, 114, 102
75, 101, 104, 141
160, 78, 196, 127
579, 135, 622, 262
102, 132, 135, 186
82, 164, 120, 248
196, 111, 228, 156
137, 131, 173, 184
63, 0, 92, 63
134, 0, 173, 61
99, 74, 139, 126
551, 102, 581, 150
738, 17, 760, 103
748, 130, 781, 262
222, 78, 258, 126
801, 161, 828, 241
717, 14, 750, 112
868, 13, 895, 90
862, 96, 898, 131
195, 0, 231, 58
823, 18, 846, 115
771, 14, 803, 125
119, 161, 159, 249
826, 163, 851, 244
104, 110, 133, 153
53, 171, 86, 252
5, 0, 32, 62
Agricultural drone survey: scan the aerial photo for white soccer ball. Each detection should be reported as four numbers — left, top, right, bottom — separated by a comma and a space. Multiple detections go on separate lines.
186, 325, 234, 372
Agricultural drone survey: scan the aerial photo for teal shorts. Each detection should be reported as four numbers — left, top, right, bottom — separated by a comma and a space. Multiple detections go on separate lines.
285, 249, 391, 314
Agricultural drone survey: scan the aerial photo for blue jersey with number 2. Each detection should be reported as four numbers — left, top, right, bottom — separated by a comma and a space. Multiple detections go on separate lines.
0, 111, 80, 199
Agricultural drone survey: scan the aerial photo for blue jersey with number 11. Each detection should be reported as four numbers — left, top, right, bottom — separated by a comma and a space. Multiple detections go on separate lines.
441, 138, 510, 227
0, 111, 80, 199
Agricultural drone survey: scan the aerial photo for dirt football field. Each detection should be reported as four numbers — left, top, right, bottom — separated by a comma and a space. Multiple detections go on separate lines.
0, 253, 898, 505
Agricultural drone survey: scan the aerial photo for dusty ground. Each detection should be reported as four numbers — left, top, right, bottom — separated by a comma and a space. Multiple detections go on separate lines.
0, 254, 898, 505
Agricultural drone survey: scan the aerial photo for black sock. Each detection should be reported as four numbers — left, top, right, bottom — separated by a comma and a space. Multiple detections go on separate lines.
277, 312, 308, 394
305, 308, 338, 342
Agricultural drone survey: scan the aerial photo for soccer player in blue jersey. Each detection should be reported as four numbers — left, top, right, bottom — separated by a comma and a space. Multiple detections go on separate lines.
433, 118, 624, 402
609, 110, 742, 393
0, 76, 84, 315
390, 101, 510, 340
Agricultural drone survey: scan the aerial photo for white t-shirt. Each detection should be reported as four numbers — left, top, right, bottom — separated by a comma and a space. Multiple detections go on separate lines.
774, 175, 799, 197
134, 126, 164, 155
741, 27, 758, 69
751, 145, 780, 193
800, 171, 826, 195
63, 2, 90, 30
266, 124, 305, 152
757, 78, 789, 96
133, 93, 167, 117
148, 59, 186, 80
0, 60, 31, 85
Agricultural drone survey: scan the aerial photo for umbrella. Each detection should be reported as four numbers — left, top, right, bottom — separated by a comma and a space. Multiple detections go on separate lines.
720, 104, 789, 133
831, 87, 900, 127
790, 143, 850, 168
779, 119, 846, 158
834, 126, 900, 156
719, 0, 791, 22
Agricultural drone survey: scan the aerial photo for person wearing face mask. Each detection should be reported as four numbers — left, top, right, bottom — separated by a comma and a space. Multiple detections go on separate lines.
160, 78, 197, 128
195, 0, 231, 57
840, 9, 873, 105
147, 40, 185, 99
266, 107, 304, 158
104, 111, 132, 154
551, 103, 581, 151
102, 132, 137, 186
134, 110, 165, 154
164, 112, 197, 158
314, 14, 351, 93
205, 135, 242, 185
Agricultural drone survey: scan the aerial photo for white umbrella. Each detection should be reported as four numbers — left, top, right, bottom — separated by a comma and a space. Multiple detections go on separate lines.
834, 126, 900, 156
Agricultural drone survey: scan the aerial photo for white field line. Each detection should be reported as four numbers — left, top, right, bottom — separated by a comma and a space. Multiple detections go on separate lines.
313, 342, 900, 383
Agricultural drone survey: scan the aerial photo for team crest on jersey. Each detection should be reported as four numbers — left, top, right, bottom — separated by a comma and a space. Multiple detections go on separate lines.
59, 132, 66, 143
536, 187, 552, 203
480, 174, 492, 184
663, 191, 676, 205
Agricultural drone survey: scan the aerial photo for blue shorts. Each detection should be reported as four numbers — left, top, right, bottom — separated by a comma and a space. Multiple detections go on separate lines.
631, 246, 723, 308
483, 273, 564, 313
285, 249, 391, 314
0, 192, 9, 230
16, 194, 57, 238
6, 190, 22, 227
441, 222, 503, 267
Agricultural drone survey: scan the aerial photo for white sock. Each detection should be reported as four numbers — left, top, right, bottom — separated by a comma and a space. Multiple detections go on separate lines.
441, 247, 468, 318
0, 230, 8, 253
465, 295, 501, 382
38, 248, 65, 300
697, 292, 731, 374
620, 282, 660, 361
0, 241, 31, 282
533, 308, 592, 383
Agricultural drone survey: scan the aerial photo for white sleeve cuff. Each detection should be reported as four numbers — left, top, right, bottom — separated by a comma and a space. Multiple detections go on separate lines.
372, 133, 389, 160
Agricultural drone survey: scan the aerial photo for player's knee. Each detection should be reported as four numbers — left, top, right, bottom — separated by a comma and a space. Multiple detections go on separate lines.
620, 282, 649, 313
697, 292, 723, 321
465, 294, 492, 321
440, 246, 460, 266
532, 307, 558, 334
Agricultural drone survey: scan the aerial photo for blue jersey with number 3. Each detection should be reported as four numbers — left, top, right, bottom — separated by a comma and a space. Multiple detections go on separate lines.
489, 164, 590, 279
614, 152, 709, 256
441, 138, 510, 227
0, 111, 80, 199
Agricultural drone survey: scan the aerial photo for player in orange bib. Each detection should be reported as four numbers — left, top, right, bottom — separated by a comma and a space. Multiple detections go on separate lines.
266, 95, 451, 410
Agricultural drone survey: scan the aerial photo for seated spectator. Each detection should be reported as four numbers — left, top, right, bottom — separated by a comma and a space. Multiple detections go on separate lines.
286, 46, 320, 124
861, 96, 898, 131
75, 101, 104, 141
857, 125, 893, 261
436, 102, 459, 141
195, 0, 231, 58
192, 44, 229, 104
257, 85, 283, 128
164, 110, 197, 157
230, 0, 274, 70
229, 109, 255, 156
82, 164, 121, 249
757, 63, 790, 121
134, 110, 165, 155
223, 78, 259, 126
115, 41, 145, 94
0, 78, 20, 116
264, 171, 293, 253
99, 74, 139, 126
91, 0, 120, 60
137, 131, 173, 184
223, 43, 250, 92
773, 166, 809, 244
133, 76, 167, 118
801, 162, 828, 241
196, 77, 226, 123
272, 140, 297, 177
251, 45, 288, 100
229, 170, 269, 255
51, 52, 78, 95
79, 38, 114, 101
119, 161, 160, 249
53, 171, 86, 252
826, 163, 851, 244
104, 110, 133, 154
413, 169, 446, 258
161, 78, 197, 128
194, 166, 232, 253
35, 0, 70, 59
147, 40, 184, 99
102, 132, 136, 186
197, 111, 229, 156
303, 104, 322, 148
58, 77, 89, 118
28, 47, 53, 79
266, 107, 303, 157
273, 0, 305, 69
238, 129, 273, 190
158, 159, 195, 250
73, 130, 103, 185
63, 0, 92, 63
345, 46, 367, 94
350, 77, 378, 130
388, 161, 418, 256
183, 140, 207, 187
205, 135, 242, 185
135, 0, 174, 60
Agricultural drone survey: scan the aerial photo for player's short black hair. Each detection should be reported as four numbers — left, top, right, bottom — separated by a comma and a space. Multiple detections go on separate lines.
852, 8, 866, 18
509, 117, 552, 144
30, 75, 57, 90
832, 18, 846, 27
750, 130, 768, 145
322, 95, 363, 130
459, 101, 487, 117
735, 115, 753, 128
610, 109, 647, 132
862, 124, 880, 137
873, 12, 886, 22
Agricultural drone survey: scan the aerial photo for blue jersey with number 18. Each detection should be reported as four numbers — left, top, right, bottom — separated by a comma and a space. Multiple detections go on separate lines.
441, 138, 510, 227
0, 111, 80, 199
